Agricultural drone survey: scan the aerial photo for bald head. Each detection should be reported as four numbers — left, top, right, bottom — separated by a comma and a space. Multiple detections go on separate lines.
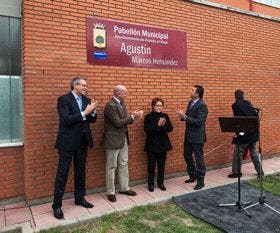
113, 85, 128, 100
114, 85, 126, 93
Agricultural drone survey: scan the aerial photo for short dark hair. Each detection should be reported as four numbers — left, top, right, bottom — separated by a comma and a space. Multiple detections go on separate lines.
70, 77, 85, 90
235, 90, 244, 100
194, 85, 204, 98
151, 98, 164, 107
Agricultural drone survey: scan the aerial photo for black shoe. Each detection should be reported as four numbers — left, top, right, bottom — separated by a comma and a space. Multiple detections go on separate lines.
107, 194, 116, 202
185, 177, 196, 183
75, 198, 94, 208
53, 207, 64, 219
148, 185, 154, 192
119, 190, 137, 196
157, 183, 166, 191
194, 182, 205, 190
228, 173, 242, 178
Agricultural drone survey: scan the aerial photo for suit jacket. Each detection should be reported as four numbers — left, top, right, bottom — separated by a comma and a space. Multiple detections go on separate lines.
232, 99, 259, 144
144, 111, 173, 153
103, 97, 134, 149
55, 92, 97, 151
184, 98, 208, 144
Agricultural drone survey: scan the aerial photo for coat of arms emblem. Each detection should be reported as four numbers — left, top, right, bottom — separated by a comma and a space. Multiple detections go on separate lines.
93, 23, 106, 48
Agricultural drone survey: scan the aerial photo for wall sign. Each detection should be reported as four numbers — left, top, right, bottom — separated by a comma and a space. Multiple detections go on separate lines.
87, 17, 187, 69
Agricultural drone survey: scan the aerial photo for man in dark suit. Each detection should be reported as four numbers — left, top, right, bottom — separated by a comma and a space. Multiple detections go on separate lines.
52, 77, 98, 219
104, 85, 143, 202
177, 85, 208, 190
228, 89, 263, 178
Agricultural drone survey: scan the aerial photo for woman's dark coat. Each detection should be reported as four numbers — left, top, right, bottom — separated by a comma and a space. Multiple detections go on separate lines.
144, 111, 173, 153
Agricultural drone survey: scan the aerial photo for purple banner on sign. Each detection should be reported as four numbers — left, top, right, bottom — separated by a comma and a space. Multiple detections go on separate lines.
87, 17, 187, 69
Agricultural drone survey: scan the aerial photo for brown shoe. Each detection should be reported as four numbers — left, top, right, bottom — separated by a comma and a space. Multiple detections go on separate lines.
119, 190, 137, 196
107, 194, 116, 202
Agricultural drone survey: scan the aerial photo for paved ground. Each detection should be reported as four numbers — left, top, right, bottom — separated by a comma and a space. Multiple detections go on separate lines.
1, 156, 279, 233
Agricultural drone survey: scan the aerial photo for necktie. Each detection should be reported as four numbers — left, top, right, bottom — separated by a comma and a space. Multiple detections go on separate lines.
77, 97, 82, 111
119, 101, 124, 109
190, 100, 195, 108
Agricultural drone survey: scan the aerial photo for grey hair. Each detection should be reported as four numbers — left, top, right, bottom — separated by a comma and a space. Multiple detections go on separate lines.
70, 77, 85, 90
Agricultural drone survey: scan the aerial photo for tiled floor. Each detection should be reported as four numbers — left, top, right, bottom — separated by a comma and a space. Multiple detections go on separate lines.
0, 156, 279, 232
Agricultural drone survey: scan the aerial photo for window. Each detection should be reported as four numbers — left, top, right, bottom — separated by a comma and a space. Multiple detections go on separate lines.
253, 0, 280, 8
0, 16, 23, 144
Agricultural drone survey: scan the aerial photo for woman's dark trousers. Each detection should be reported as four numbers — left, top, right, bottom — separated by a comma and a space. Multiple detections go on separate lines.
147, 152, 167, 186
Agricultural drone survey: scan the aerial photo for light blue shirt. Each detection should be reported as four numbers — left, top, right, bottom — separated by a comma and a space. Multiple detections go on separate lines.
72, 91, 96, 120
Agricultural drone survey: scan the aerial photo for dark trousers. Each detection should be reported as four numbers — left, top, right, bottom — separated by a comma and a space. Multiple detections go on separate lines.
232, 142, 261, 174
184, 141, 205, 182
52, 140, 88, 208
147, 152, 167, 186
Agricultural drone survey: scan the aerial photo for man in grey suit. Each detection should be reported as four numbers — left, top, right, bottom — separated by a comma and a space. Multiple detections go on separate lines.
177, 85, 208, 190
104, 85, 143, 202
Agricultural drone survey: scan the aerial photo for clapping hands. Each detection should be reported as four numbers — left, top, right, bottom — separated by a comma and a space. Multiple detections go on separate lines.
83, 99, 98, 115
158, 117, 166, 126
132, 110, 144, 119
176, 109, 185, 119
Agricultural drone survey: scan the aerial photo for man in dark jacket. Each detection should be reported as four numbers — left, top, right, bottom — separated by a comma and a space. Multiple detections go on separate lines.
177, 85, 208, 190
228, 89, 263, 178
52, 77, 97, 219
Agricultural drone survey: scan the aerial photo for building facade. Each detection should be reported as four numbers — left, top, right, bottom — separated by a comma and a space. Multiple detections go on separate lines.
0, 0, 279, 204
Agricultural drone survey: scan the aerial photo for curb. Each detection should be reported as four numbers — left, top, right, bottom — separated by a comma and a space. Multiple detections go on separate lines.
0, 222, 32, 233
